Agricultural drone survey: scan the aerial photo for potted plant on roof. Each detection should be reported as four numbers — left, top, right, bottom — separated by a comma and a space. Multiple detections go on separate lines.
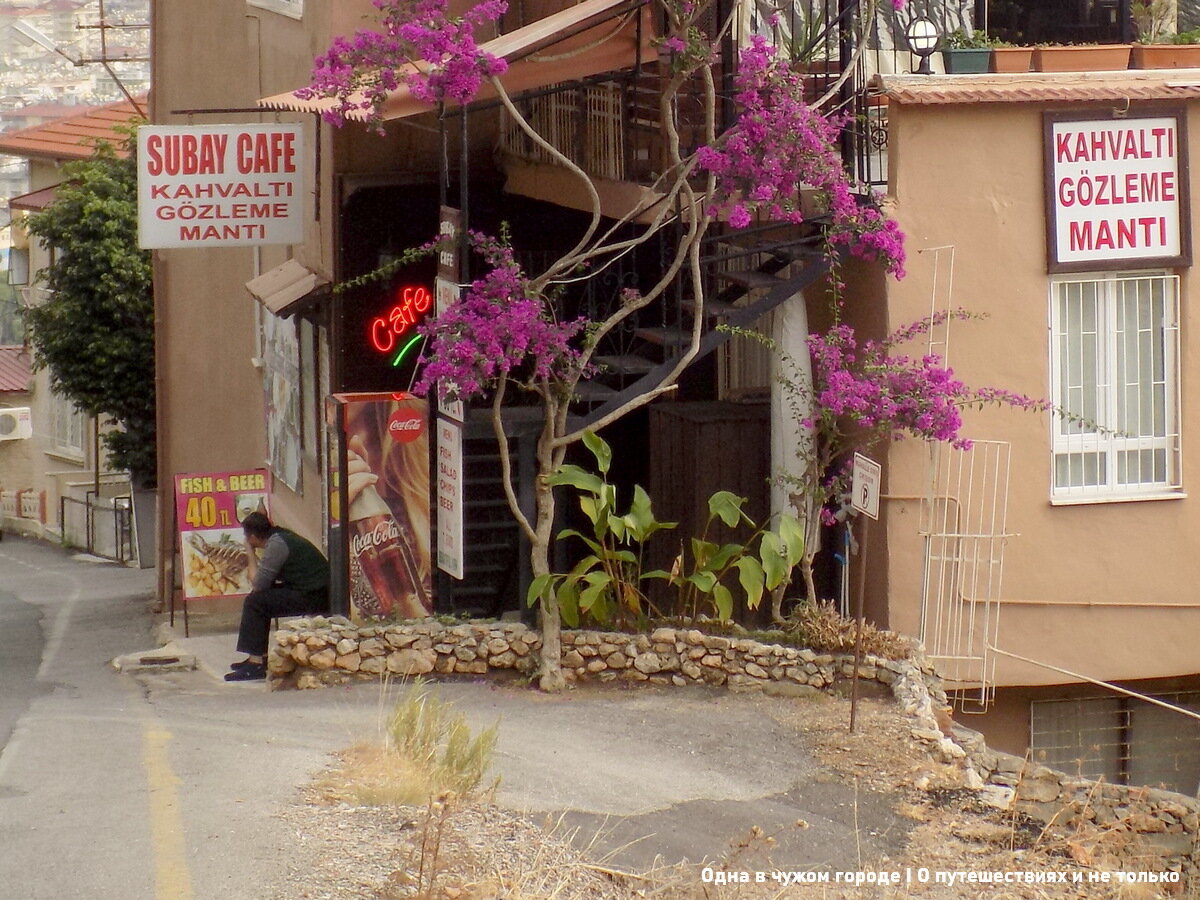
942, 28, 993, 73
1032, 41, 1133, 72
990, 38, 1034, 73
1130, 0, 1200, 68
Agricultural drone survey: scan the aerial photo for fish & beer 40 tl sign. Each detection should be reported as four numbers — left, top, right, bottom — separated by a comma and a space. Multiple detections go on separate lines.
174, 469, 270, 599
1045, 111, 1191, 273
137, 125, 304, 249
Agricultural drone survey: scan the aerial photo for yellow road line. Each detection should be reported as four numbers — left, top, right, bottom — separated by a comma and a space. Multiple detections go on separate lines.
143, 728, 194, 900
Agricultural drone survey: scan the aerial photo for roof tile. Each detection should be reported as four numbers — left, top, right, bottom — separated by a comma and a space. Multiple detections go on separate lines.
873, 70, 1200, 106
0, 346, 32, 393
0, 96, 147, 162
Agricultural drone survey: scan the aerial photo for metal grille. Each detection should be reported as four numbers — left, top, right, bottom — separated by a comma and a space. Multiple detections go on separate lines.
1049, 273, 1182, 500
500, 81, 626, 182
920, 439, 1013, 710
1031, 692, 1200, 794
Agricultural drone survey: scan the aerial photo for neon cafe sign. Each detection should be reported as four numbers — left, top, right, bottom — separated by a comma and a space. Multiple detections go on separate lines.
369, 284, 432, 367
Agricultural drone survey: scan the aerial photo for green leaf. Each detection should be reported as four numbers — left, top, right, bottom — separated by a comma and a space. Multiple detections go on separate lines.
625, 485, 667, 542
708, 490, 750, 528
556, 580, 580, 628
778, 513, 807, 567
691, 537, 718, 569
712, 583, 733, 621
526, 573, 555, 608
759, 532, 789, 590
641, 569, 673, 581
547, 464, 605, 495
708, 543, 744, 572
687, 570, 718, 593
568, 554, 602, 577
582, 430, 613, 475
578, 573, 612, 613
557, 529, 603, 555
735, 557, 765, 609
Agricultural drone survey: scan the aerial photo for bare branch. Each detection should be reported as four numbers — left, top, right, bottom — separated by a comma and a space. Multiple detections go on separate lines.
491, 374, 538, 544
490, 76, 603, 277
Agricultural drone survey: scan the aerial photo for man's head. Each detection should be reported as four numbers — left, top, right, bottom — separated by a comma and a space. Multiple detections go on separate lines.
242, 511, 273, 549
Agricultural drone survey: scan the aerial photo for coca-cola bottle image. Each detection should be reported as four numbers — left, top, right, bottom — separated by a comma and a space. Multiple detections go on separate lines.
348, 482, 430, 619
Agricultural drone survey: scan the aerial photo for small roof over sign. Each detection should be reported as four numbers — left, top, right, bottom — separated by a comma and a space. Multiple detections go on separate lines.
245, 259, 330, 319
0, 346, 32, 393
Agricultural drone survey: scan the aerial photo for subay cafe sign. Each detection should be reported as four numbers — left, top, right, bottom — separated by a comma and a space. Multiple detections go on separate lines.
1046, 112, 1191, 272
137, 125, 304, 249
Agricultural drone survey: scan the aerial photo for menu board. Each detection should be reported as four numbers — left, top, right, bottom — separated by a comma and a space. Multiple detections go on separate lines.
174, 469, 270, 599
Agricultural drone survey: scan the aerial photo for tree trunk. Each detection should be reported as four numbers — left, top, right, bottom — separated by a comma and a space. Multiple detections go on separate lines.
533, 413, 566, 692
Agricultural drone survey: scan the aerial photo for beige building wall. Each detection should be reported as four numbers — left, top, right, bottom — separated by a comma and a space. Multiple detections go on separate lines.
880, 98, 1200, 691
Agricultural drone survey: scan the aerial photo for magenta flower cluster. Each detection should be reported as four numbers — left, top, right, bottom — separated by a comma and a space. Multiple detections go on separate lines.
413, 232, 588, 401
696, 35, 906, 278
805, 315, 1049, 453
298, 0, 509, 126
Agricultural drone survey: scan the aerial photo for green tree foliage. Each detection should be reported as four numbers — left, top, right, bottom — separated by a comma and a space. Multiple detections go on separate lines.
24, 136, 155, 480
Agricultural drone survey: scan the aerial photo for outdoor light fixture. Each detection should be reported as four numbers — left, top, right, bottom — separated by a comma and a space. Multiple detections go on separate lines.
905, 17, 939, 75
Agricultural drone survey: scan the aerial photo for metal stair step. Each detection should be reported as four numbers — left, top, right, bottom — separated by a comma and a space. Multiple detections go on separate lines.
595, 354, 656, 375
715, 269, 787, 291
574, 381, 618, 400
680, 297, 739, 318
634, 326, 693, 347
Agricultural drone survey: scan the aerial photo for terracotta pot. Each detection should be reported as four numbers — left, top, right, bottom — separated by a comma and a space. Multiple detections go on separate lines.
1130, 44, 1200, 69
990, 47, 1033, 73
1033, 45, 1132, 72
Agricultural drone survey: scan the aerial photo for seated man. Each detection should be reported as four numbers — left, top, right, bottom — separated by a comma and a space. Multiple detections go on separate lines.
226, 512, 330, 682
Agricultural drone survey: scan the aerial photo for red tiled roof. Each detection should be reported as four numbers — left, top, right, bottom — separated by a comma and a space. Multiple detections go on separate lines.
0, 95, 147, 162
0, 103, 94, 121
0, 346, 31, 393
872, 70, 1200, 106
10, 184, 57, 211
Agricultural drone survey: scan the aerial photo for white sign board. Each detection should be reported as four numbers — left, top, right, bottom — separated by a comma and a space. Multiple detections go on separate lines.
434, 276, 465, 421
436, 416, 464, 579
851, 452, 881, 521
137, 125, 304, 249
1046, 114, 1190, 271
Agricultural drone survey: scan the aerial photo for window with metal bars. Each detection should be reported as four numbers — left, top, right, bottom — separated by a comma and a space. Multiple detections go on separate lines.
1048, 273, 1181, 501
1031, 693, 1200, 795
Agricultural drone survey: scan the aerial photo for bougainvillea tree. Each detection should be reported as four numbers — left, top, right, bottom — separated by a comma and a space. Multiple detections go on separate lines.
305, 0, 908, 689
743, 310, 1053, 618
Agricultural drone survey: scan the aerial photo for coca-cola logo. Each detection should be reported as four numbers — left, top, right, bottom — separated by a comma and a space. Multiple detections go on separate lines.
387, 408, 425, 443
351, 518, 401, 557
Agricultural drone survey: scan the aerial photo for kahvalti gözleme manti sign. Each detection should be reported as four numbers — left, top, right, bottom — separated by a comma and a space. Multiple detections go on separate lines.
137, 124, 304, 249
1046, 113, 1190, 272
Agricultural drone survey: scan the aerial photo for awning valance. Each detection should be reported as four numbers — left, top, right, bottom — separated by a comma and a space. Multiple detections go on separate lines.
258, 0, 656, 122
9, 184, 59, 212
245, 259, 331, 319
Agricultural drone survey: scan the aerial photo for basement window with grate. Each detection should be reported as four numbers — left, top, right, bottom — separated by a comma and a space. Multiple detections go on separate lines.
1048, 272, 1182, 503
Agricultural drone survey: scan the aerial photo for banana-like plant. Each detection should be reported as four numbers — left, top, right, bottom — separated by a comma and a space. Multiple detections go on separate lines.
529, 432, 806, 626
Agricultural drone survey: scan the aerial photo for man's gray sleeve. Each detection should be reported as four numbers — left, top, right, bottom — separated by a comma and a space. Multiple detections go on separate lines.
252, 533, 290, 591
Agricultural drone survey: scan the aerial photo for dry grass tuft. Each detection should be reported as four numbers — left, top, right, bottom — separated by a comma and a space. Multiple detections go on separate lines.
313, 678, 498, 809
782, 600, 915, 660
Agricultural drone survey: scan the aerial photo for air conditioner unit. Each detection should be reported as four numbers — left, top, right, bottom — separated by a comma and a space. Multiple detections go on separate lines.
0, 407, 32, 441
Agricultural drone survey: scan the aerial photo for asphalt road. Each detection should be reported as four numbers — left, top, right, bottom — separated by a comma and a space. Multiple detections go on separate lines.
0, 534, 911, 899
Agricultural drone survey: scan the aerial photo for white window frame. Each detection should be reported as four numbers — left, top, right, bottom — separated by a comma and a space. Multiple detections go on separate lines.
1048, 272, 1182, 503
49, 390, 85, 461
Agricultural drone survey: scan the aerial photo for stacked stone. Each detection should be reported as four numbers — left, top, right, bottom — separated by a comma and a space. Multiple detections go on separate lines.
270, 619, 910, 697
269, 617, 540, 690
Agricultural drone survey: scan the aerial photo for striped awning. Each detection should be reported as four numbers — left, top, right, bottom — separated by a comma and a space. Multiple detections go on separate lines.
258, 0, 655, 122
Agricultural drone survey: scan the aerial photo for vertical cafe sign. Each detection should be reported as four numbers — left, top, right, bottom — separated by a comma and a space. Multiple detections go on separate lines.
137, 124, 304, 249
1045, 111, 1191, 272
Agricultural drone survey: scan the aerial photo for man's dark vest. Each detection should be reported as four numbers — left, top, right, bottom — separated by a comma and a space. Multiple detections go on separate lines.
275, 528, 330, 594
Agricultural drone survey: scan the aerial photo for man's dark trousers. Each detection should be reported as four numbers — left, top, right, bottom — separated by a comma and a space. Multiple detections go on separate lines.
236, 586, 329, 657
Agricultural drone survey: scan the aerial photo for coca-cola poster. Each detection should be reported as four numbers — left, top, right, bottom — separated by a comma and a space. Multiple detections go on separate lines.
333, 393, 433, 620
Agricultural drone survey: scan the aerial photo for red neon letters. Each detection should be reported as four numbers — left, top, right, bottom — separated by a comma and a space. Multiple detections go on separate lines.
370, 286, 432, 353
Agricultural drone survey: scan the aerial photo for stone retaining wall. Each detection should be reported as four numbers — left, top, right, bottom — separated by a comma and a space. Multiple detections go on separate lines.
268, 615, 1199, 882
268, 617, 934, 699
